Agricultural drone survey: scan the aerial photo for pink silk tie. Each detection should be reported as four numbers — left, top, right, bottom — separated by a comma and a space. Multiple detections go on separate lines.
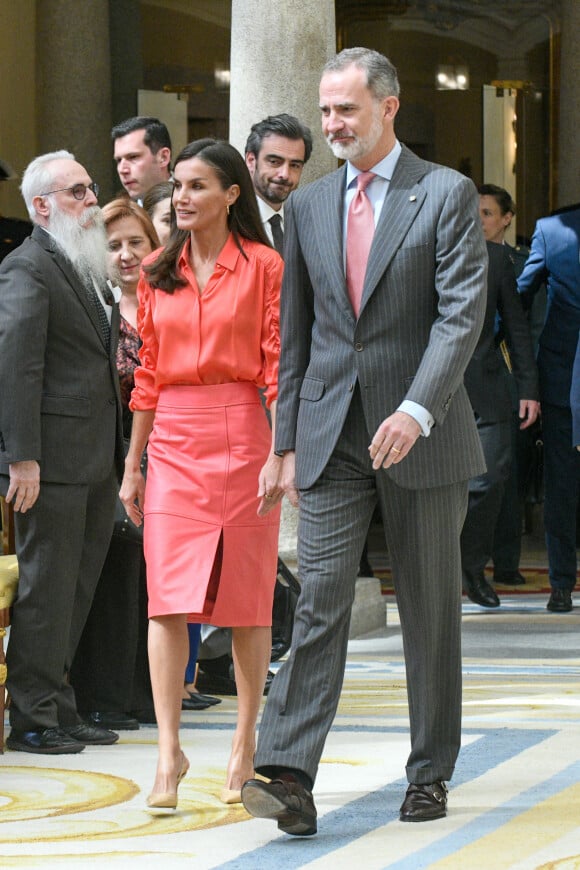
346, 171, 376, 317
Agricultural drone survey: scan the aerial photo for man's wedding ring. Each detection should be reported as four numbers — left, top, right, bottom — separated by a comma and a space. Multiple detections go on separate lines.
391, 446, 401, 454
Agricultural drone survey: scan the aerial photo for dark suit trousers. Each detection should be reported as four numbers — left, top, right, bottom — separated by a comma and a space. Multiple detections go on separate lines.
69, 534, 153, 713
461, 415, 511, 578
3, 468, 117, 730
542, 402, 580, 590
255, 388, 467, 786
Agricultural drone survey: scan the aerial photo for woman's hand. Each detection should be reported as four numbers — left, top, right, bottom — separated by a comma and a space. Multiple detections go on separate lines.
119, 466, 146, 526
257, 452, 284, 516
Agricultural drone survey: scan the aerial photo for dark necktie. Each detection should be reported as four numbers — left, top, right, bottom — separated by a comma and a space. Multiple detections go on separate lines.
346, 171, 376, 317
269, 213, 284, 257
85, 278, 111, 347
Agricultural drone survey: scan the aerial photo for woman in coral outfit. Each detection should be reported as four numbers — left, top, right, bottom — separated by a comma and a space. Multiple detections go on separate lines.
120, 139, 284, 811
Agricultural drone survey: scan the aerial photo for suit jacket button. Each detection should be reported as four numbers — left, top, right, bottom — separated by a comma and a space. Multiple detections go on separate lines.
354, 342, 364, 352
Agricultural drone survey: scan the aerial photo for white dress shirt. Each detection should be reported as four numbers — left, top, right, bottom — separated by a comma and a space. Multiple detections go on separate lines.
257, 197, 284, 246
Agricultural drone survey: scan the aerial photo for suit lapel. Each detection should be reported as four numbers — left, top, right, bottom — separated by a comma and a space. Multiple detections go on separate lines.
32, 225, 109, 349
360, 146, 428, 315
310, 166, 355, 321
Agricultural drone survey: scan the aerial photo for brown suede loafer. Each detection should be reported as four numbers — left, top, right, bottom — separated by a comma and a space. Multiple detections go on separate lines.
399, 780, 448, 822
241, 777, 317, 835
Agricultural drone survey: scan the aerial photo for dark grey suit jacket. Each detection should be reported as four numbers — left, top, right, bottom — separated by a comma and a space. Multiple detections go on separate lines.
0, 225, 124, 483
275, 144, 488, 491
463, 241, 539, 422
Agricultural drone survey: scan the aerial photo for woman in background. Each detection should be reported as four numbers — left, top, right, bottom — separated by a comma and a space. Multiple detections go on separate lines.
143, 182, 173, 247
120, 139, 283, 811
70, 199, 159, 729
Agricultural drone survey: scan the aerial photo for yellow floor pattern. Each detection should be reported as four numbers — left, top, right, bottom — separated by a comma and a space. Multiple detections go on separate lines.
1, 596, 579, 869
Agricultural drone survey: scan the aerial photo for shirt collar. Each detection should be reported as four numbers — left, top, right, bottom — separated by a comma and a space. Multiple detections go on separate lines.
106, 279, 122, 303
346, 139, 402, 189
177, 232, 241, 275
257, 195, 284, 224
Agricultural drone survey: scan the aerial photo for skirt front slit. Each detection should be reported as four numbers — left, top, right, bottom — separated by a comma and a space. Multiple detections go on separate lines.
144, 382, 280, 626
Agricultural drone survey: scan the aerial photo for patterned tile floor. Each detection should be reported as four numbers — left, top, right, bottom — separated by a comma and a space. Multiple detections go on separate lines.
1, 591, 579, 870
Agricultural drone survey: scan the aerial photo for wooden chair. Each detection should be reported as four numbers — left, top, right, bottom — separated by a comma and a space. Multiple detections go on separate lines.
0, 496, 18, 753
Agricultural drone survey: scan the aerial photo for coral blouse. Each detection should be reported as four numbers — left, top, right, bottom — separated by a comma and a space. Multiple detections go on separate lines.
130, 234, 283, 411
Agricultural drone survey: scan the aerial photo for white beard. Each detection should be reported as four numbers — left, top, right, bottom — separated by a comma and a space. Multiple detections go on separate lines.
48, 204, 109, 289
327, 110, 385, 163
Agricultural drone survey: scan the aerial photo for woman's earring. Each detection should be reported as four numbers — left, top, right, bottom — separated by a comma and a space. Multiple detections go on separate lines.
226, 204, 230, 216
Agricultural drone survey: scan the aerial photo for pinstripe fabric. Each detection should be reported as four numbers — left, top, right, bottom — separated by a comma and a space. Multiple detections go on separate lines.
255, 388, 466, 785
274, 145, 488, 489
258, 145, 488, 788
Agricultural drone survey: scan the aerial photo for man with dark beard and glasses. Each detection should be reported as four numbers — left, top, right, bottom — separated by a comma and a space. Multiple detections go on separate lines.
0, 151, 124, 754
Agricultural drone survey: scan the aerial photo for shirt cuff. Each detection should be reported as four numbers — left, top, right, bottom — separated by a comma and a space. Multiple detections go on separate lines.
397, 400, 434, 437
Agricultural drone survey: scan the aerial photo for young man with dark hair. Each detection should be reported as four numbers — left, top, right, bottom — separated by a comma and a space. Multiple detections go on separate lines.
112, 116, 172, 202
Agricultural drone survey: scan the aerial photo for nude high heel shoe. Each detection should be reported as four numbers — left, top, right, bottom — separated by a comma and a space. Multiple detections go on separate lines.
220, 787, 242, 805
146, 752, 189, 814
220, 767, 268, 805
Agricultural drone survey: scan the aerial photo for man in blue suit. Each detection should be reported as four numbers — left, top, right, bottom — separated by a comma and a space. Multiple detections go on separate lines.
518, 203, 580, 612
572, 331, 580, 450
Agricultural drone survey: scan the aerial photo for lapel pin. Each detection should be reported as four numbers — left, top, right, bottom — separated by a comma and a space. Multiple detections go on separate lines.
409, 195, 417, 202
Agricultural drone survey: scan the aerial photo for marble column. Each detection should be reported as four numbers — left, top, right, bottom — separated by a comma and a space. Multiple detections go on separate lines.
109, 0, 143, 125
230, 0, 336, 565
229, 2, 386, 634
557, 0, 580, 206
36, 0, 113, 202
229, 0, 336, 185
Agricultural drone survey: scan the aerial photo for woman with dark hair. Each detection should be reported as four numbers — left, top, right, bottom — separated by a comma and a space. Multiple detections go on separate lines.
120, 139, 284, 811
142, 182, 220, 712
143, 182, 173, 247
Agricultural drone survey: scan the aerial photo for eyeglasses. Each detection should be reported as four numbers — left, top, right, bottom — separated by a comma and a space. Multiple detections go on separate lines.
39, 182, 100, 200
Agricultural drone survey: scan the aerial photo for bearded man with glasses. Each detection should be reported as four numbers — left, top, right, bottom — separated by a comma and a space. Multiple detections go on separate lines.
0, 151, 125, 754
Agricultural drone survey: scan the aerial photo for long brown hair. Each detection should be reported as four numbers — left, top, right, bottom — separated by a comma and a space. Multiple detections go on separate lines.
144, 138, 271, 294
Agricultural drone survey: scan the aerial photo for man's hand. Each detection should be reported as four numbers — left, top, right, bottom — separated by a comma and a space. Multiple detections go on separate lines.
280, 451, 299, 507
518, 399, 540, 430
7, 460, 40, 512
369, 411, 422, 470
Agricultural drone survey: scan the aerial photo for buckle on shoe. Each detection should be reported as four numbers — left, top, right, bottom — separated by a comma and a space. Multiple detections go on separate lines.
431, 781, 448, 803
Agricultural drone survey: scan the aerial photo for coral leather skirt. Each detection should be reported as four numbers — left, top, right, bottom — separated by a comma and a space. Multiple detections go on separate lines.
144, 382, 280, 626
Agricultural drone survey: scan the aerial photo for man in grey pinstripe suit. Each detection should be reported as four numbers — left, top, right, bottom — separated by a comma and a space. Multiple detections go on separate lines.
242, 48, 488, 833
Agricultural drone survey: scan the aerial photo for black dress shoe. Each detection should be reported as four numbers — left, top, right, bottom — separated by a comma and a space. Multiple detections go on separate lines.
83, 711, 139, 731
493, 569, 526, 586
196, 668, 275, 697
463, 572, 500, 608
181, 694, 212, 711
242, 777, 317, 835
6, 727, 84, 754
400, 780, 448, 822
61, 723, 119, 745
547, 589, 573, 613
188, 692, 221, 706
